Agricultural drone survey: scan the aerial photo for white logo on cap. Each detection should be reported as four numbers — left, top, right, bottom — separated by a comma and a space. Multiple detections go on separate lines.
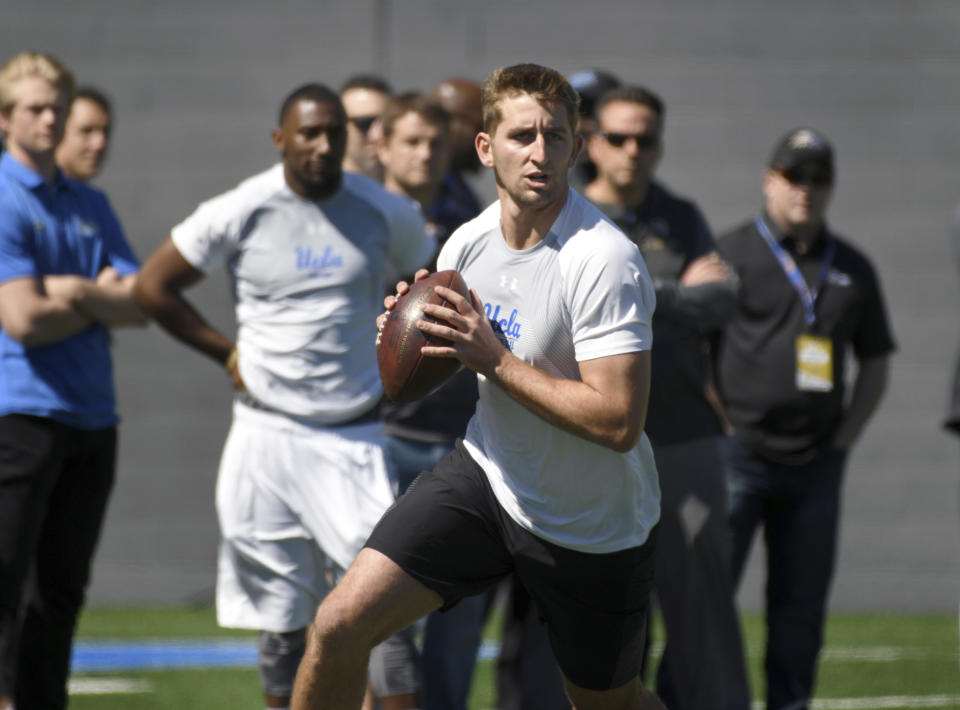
789, 129, 823, 151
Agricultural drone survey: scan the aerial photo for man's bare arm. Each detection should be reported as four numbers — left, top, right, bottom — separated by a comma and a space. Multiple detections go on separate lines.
43, 267, 147, 328
0, 276, 93, 347
654, 251, 738, 332
133, 236, 237, 370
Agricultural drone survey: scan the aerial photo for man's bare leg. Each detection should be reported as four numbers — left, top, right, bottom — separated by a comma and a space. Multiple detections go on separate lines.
563, 674, 668, 710
292, 548, 441, 710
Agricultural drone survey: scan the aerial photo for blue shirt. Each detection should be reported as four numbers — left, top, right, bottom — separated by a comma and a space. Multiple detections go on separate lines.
0, 153, 138, 429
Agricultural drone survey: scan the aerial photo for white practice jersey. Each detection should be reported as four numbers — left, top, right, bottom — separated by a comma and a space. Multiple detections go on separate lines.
172, 165, 434, 423
437, 188, 660, 553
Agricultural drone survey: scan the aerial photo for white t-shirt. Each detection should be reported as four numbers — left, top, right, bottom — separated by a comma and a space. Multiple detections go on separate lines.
437, 188, 660, 553
172, 165, 434, 424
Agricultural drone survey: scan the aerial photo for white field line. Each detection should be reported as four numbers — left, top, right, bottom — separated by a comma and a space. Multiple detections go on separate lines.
820, 646, 946, 662
752, 697, 960, 709
68, 677, 153, 694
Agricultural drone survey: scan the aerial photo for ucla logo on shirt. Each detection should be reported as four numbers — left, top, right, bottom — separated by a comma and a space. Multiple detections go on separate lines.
629, 218, 668, 252
296, 245, 343, 276
826, 269, 851, 287
483, 302, 522, 350
75, 218, 98, 237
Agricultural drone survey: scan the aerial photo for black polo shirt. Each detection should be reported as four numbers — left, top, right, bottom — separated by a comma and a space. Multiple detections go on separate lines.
597, 181, 734, 445
715, 214, 896, 464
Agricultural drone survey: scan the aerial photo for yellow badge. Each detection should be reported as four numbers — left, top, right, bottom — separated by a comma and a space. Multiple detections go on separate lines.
796, 334, 833, 392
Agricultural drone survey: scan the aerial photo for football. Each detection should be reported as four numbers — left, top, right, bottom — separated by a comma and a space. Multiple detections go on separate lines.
377, 270, 470, 403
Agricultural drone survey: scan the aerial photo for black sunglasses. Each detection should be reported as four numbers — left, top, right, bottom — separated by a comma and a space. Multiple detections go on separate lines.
348, 116, 378, 134
781, 167, 833, 187
601, 132, 660, 150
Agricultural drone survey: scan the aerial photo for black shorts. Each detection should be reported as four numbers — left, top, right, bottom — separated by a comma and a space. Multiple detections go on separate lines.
365, 440, 656, 691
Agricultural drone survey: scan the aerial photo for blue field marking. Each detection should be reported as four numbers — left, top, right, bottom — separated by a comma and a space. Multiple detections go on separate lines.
72, 639, 258, 672
72, 639, 503, 672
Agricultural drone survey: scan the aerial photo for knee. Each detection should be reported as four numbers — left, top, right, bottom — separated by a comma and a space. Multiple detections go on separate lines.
259, 629, 306, 696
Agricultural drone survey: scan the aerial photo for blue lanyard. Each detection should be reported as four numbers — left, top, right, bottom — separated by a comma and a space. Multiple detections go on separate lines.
755, 216, 835, 327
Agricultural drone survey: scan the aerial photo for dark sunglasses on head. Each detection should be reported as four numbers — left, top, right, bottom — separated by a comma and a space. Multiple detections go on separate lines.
601, 132, 660, 150
348, 116, 378, 134
781, 166, 833, 187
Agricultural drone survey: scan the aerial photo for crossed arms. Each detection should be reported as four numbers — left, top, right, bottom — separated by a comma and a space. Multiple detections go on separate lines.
0, 266, 146, 347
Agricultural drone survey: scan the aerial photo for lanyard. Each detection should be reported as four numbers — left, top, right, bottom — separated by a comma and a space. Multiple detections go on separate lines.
755, 216, 835, 327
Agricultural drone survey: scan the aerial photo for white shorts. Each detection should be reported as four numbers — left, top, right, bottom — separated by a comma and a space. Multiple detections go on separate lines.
215, 400, 395, 632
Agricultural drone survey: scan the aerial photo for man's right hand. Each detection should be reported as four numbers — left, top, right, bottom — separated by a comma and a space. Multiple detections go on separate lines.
378, 268, 431, 330
679, 252, 731, 286
225, 347, 247, 391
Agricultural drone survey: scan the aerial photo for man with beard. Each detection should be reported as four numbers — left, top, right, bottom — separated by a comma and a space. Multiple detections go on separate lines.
134, 83, 435, 710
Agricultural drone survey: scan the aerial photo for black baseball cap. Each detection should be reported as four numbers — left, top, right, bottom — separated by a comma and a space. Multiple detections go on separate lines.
768, 128, 835, 175
567, 68, 621, 118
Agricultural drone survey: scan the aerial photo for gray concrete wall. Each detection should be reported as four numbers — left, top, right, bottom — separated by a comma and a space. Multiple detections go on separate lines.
3, 0, 958, 611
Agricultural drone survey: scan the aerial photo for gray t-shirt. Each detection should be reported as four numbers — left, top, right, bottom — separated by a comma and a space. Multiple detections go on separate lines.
172, 165, 434, 423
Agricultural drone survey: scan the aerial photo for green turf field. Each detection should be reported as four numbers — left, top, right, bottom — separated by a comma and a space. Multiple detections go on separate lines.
68, 605, 958, 709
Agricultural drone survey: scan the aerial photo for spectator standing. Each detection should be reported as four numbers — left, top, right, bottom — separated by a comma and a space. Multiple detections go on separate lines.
0, 51, 145, 710
944, 206, 960, 437
584, 84, 751, 710
715, 128, 895, 710
567, 68, 620, 191
55, 86, 112, 182
340, 74, 392, 181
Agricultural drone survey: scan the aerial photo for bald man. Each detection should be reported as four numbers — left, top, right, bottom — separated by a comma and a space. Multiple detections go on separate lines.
432, 78, 482, 175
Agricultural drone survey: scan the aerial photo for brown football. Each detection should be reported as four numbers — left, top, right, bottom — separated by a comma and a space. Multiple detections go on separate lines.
377, 270, 470, 403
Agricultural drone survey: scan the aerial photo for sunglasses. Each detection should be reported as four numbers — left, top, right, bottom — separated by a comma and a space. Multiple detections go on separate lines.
781, 167, 833, 187
601, 132, 660, 150
348, 116, 378, 134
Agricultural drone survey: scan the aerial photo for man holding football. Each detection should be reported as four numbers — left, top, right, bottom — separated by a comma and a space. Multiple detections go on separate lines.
293, 63, 666, 710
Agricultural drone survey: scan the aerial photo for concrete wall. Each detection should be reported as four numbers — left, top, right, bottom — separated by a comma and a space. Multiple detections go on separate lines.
3, 0, 958, 611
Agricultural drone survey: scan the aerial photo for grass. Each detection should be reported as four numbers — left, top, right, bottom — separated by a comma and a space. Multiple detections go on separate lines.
67, 606, 959, 709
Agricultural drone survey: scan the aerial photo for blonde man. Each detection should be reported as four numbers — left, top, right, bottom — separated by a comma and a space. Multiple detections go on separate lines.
293, 63, 666, 710
0, 51, 144, 710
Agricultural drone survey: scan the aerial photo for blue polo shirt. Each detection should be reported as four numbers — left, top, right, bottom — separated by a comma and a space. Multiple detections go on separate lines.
0, 153, 138, 429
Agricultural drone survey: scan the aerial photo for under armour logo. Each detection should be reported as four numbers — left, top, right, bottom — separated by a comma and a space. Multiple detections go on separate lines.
499, 275, 519, 294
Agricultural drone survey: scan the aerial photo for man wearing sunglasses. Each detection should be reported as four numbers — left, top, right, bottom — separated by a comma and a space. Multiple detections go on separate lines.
714, 128, 895, 710
584, 85, 750, 710
340, 75, 392, 181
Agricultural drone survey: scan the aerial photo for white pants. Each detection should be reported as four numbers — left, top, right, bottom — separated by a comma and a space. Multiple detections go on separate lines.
215, 401, 395, 632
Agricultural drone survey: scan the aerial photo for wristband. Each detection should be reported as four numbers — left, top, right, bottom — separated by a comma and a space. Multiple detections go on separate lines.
224, 346, 239, 373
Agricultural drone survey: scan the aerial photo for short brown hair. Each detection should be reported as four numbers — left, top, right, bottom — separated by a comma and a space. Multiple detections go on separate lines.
595, 85, 665, 123
380, 92, 449, 141
0, 51, 74, 117
481, 63, 579, 136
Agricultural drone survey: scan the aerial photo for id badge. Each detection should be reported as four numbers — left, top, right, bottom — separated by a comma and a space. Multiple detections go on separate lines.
796, 334, 833, 392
